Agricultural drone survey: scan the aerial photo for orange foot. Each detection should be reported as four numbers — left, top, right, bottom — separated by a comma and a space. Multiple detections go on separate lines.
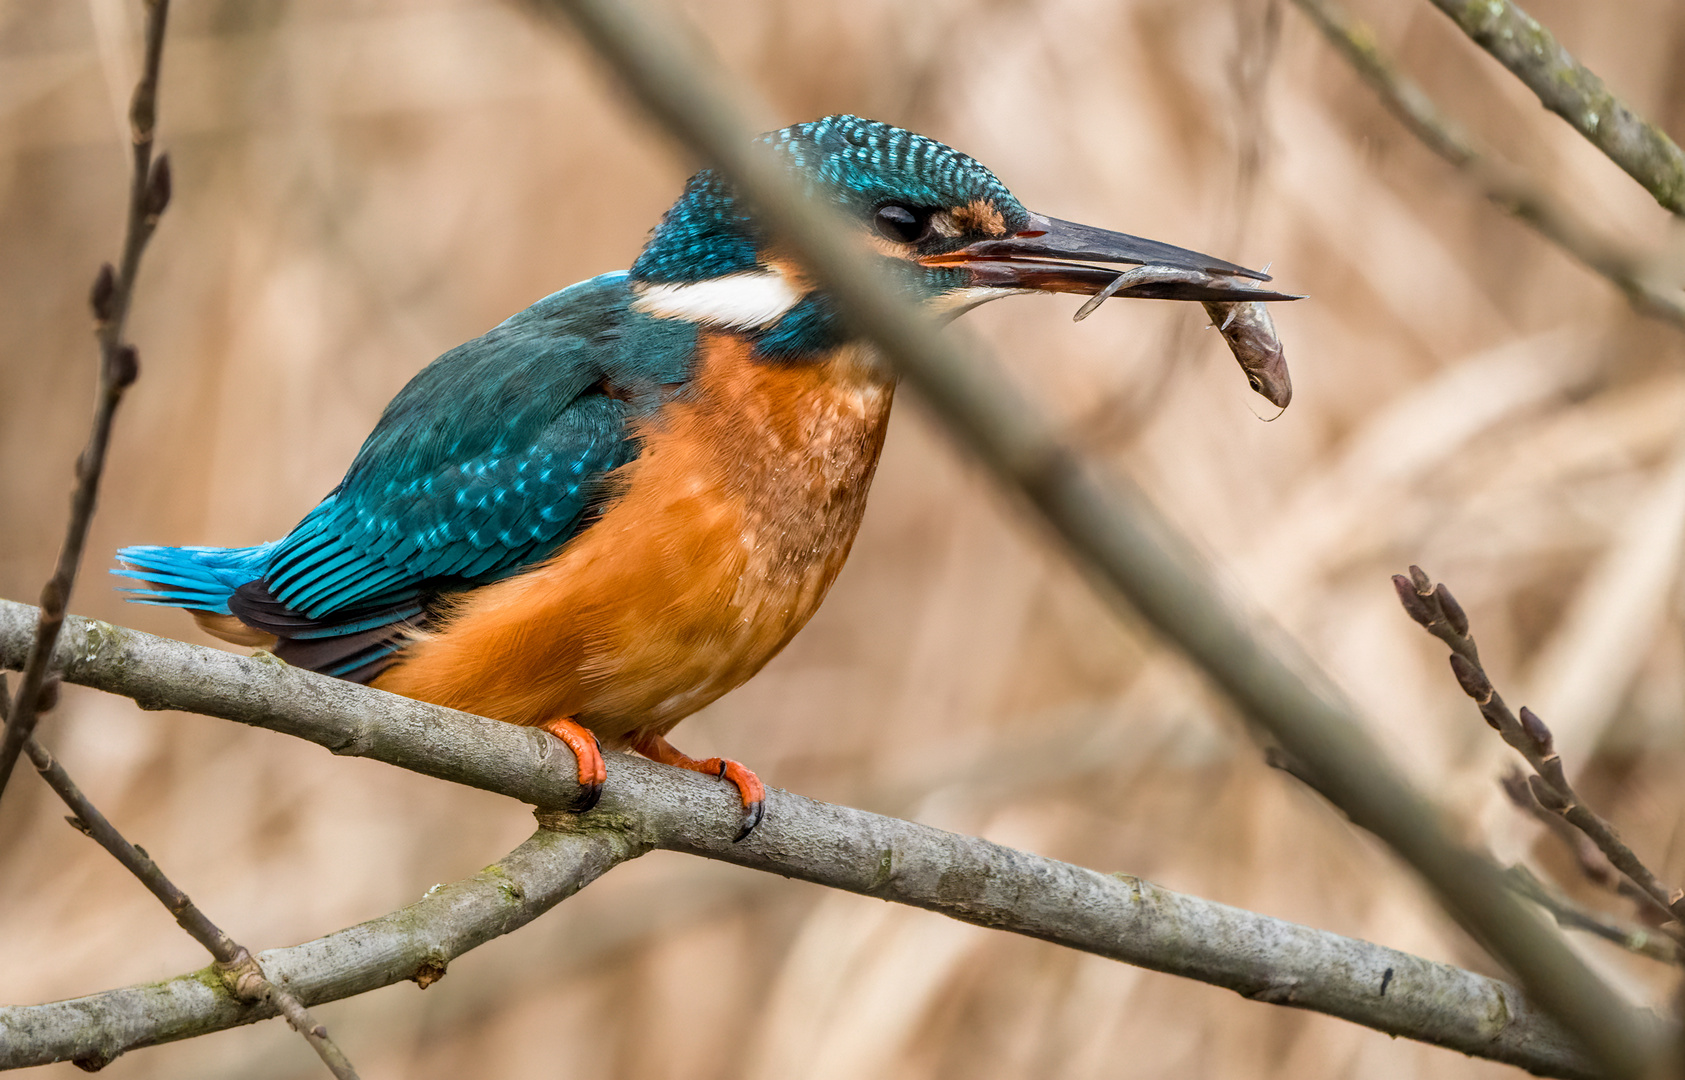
631, 733, 766, 842
537, 716, 607, 812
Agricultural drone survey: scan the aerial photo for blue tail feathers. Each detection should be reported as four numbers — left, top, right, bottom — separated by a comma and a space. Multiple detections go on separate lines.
113, 542, 278, 614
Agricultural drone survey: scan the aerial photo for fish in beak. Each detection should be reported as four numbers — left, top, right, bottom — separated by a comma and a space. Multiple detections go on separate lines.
923, 212, 1300, 408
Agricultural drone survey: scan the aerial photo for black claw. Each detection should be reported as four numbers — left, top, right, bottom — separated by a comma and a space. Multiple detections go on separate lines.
573, 780, 604, 814
733, 800, 766, 844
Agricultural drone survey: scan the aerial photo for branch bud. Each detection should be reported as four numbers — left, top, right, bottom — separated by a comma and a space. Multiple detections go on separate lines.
107, 344, 140, 389
1392, 575, 1435, 627
1498, 767, 1534, 809
1448, 652, 1492, 703
1518, 706, 1554, 753
1527, 773, 1572, 813
64, 815, 93, 837
90, 264, 117, 324
1408, 565, 1432, 595
144, 154, 172, 220
1434, 583, 1468, 637
35, 675, 60, 714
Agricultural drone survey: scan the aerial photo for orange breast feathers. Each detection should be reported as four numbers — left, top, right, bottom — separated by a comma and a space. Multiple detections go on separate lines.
373, 332, 895, 747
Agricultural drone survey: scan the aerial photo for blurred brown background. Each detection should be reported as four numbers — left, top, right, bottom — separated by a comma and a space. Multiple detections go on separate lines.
4, 0, 1685, 1076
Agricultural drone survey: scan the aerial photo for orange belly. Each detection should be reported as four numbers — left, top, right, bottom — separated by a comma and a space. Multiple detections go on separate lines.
373, 332, 894, 747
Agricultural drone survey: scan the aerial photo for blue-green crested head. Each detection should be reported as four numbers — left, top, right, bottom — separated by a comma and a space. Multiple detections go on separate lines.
629, 116, 1035, 359
631, 116, 1030, 288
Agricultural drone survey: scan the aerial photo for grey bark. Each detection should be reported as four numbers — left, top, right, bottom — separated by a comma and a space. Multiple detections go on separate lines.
1425, 0, 1685, 217
0, 601, 1607, 1076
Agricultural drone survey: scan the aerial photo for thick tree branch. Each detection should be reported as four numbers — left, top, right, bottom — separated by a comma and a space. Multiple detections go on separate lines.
1291, 0, 1685, 329
0, 0, 170, 803
518, 2, 1665, 1074
1423, 0, 1685, 217
0, 603, 1607, 1078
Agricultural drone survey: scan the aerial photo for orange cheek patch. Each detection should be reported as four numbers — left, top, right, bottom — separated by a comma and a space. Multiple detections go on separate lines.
952, 199, 1008, 237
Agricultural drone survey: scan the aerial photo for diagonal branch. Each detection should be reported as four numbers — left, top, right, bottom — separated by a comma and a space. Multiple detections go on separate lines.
1422, 0, 1685, 218
1, 678, 361, 1078
0, 0, 169, 803
1, 827, 632, 1072
1291, 0, 1685, 329
517, 2, 1666, 1074
0, 603, 1609, 1079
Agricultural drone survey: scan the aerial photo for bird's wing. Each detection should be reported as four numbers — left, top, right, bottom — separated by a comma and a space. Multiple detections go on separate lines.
228, 274, 693, 663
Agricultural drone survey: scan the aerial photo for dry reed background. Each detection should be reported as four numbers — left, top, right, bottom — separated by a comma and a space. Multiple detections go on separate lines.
3, 0, 1685, 1076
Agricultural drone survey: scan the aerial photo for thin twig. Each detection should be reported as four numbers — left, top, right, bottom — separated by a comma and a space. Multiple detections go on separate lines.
1393, 567, 1685, 935
1274, 719, 1681, 963
0, 678, 361, 1078
516, 2, 1664, 1074
1500, 768, 1669, 922
1291, 0, 1685, 329
1504, 864, 1683, 966
1422, 0, 1685, 218
0, 0, 170, 804
0, 618, 1609, 1080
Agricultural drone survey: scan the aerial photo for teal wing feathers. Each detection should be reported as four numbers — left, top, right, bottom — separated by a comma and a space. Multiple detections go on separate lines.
119, 272, 699, 679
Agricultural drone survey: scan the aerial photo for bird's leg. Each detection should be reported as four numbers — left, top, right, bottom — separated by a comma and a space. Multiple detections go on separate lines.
629, 733, 766, 842
536, 716, 607, 812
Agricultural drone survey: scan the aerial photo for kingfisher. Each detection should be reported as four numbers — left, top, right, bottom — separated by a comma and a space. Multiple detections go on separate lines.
116, 116, 1295, 840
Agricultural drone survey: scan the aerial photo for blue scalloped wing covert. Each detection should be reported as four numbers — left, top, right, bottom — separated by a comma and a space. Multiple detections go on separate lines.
251, 271, 697, 625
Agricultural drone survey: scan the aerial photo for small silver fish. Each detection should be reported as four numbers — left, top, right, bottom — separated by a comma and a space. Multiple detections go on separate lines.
1202, 300, 1291, 409
1071, 264, 1297, 410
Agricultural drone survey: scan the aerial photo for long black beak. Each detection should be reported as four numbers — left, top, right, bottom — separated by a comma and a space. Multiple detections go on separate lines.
922, 212, 1302, 303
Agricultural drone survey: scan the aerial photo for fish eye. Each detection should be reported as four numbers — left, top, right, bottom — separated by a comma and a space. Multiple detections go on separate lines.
875, 204, 933, 244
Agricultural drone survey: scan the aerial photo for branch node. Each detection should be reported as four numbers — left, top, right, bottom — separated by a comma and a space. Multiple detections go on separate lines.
71, 1051, 116, 1073
143, 155, 172, 223
89, 264, 117, 324
409, 957, 448, 990
107, 345, 140, 390
35, 675, 60, 714
214, 948, 267, 1004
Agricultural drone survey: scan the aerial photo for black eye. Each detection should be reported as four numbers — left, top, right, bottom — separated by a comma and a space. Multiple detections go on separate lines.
875, 204, 932, 244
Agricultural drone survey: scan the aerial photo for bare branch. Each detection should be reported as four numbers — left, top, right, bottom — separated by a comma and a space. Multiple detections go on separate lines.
1423, 0, 1685, 218
514, 2, 1666, 1073
1393, 568, 1685, 935
0, 604, 1613, 1079
1504, 864, 1683, 966
0, 827, 631, 1071
1501, 768, 1671, 923
0, 0, 170, 803
0, 677, 361, 1078
1291, 0, 1685, 329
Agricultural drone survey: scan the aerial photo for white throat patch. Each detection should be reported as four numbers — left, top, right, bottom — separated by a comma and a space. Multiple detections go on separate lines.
632, 271, 803, 330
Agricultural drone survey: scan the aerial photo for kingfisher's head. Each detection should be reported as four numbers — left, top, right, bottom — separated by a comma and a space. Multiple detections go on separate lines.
630, 116, 1291, 394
